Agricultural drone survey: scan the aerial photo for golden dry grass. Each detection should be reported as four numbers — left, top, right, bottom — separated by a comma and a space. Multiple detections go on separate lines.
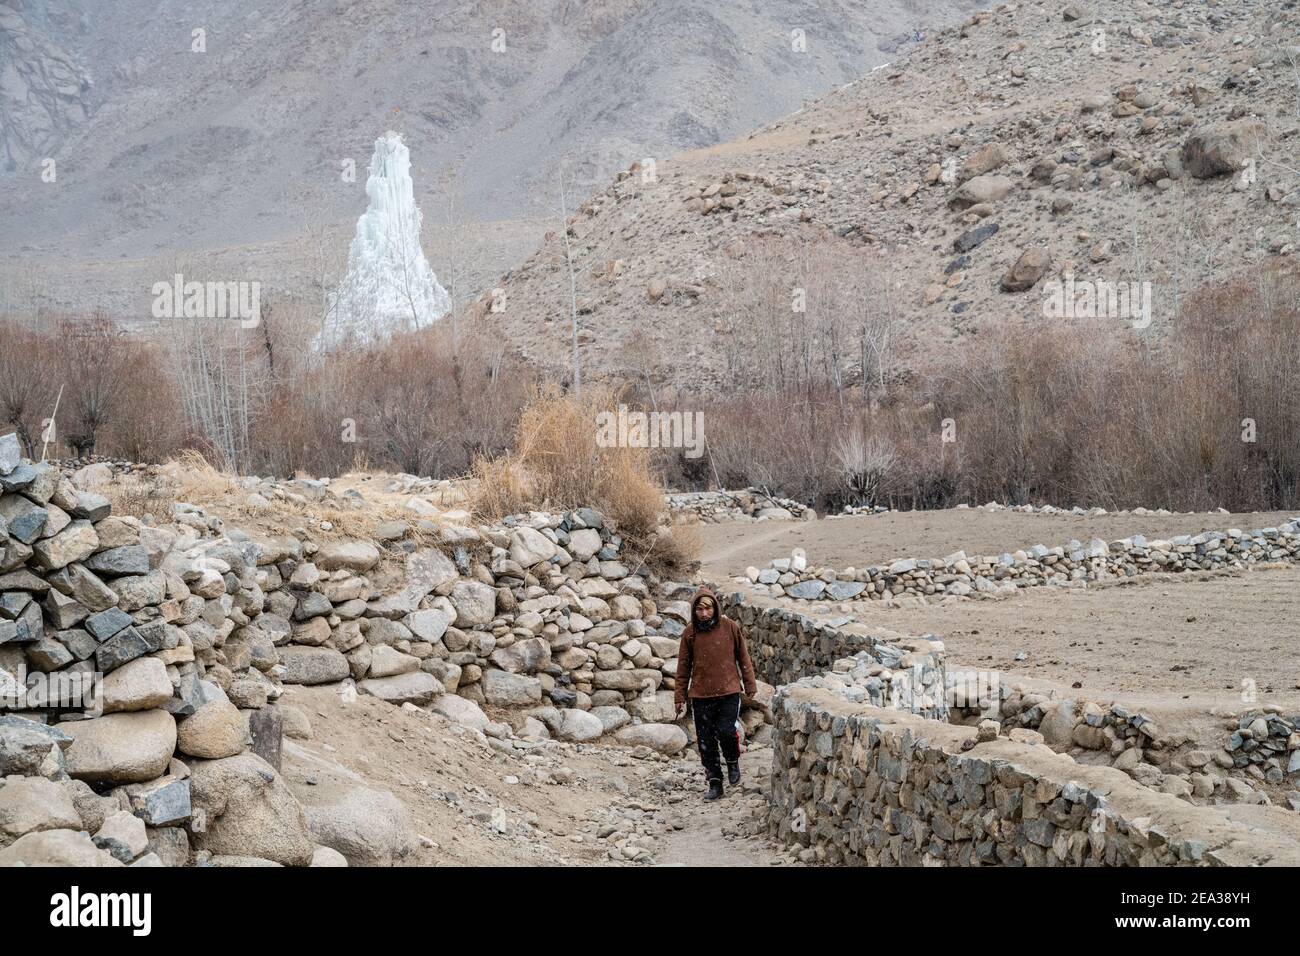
468, 386, 700, 570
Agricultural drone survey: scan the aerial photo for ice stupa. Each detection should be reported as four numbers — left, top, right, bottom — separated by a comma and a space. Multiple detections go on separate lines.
320, 131, 451, 349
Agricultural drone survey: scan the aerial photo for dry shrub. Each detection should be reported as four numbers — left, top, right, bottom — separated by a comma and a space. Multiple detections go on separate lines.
162, 449, 238, 504
468, 453, 533, 521
104, 476, 176, 521
470, 385, 669, 543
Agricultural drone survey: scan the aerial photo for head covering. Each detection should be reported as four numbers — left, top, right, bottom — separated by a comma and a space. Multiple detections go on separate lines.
691, 585, 719, 631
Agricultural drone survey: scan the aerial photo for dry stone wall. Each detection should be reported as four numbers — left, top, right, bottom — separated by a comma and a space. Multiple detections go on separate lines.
719, 594, 948, 721
769, 684, 1300, 866
0, 438, 307, 867
747, 520, 1300, 604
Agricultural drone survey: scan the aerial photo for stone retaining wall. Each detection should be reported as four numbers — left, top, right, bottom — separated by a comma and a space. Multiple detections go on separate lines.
769, 684, 1300, 866
666, 489, 814, 522
747, 519, 1300, 604
720, 594, 947, 720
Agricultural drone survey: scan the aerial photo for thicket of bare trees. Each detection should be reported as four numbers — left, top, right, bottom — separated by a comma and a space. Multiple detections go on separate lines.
0, 304, 531, 478
692, 260, 1300, 513
2, 257, 1297, 515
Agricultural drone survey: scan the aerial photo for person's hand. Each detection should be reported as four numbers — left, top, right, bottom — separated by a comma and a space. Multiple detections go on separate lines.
675, 703, 686, 720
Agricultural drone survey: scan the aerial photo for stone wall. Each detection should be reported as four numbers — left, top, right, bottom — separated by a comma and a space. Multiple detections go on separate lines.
720, 594, 947, 720
747, 519, 1300, 604
666, 489, 814, 522
768, 684, 1300, 866
0, 434, 752, 866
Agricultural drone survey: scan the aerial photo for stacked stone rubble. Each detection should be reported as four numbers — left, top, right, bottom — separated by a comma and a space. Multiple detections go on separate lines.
0, 436, 311, 867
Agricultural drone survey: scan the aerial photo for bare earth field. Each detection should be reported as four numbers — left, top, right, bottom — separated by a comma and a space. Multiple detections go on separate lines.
699, 508, 1300, 754
698, 509, 1300, 580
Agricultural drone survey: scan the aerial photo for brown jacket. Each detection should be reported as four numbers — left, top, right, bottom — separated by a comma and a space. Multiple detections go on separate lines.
674, 586, 757, 708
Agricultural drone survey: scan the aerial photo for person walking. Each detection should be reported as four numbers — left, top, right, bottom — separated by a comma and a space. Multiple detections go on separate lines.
673, 586, 757, 800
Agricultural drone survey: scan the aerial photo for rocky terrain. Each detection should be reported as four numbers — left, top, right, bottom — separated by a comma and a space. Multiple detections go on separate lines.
482, 0, 1300, 388
0, 433, 797, 866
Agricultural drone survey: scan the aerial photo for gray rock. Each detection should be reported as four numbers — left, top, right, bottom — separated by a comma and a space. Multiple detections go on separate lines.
297, 783, 416, 866
278, 646, 350, 685
188, 752, 314, 867
84, 607, 133, 641
123, 776, 192, 827
357, 671, 443, 705
0, 434, 20, 476
54, 710, 177, 784
482, 669, 542, 705
83, 545, 150, 576
0, 715, 73, 775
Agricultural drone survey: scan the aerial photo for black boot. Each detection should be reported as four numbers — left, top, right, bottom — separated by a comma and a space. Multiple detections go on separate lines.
705, 778, 723, 800
727, 761, 741, 786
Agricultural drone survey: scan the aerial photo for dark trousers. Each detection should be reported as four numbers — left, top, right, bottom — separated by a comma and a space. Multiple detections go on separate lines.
691, 693, 741, 782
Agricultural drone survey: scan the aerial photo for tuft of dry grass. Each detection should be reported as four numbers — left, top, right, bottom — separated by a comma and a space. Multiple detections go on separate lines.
104, 476, 176, 521
468, 386, 697, 568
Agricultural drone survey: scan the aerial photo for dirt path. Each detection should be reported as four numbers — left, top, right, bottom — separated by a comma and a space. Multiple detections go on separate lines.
279, 685, 793, 867
656, 744, 790, 867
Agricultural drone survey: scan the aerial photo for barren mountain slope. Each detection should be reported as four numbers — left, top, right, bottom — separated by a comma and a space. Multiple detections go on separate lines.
0, 0, 982, 314
482, 0, 1300, 390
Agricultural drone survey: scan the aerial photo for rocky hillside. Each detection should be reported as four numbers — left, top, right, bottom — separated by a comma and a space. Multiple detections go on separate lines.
482, 0, 1300, 390
0, 0, 982, 314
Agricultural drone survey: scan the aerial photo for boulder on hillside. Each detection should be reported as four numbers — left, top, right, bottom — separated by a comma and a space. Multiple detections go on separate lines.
1000, 247, 1052, 292
1181, 120, 1264, 179
188, 752, 314, 867
296, 782, 416, 866
951, 174, 1013, 208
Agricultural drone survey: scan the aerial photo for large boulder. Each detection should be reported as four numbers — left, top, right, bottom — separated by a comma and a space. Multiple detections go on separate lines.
614, 723, 688, 754
357, 671, 443, 706
0, 828, 122, 866
177, 699, 248, 759
188, 752, 314, 866
367, 644, 420, 678
54, 710, 176, 784
481, 670, 542, 705
0, 777, 82, 847
590, 706, 632, 733
509, 527, 557, 567
1181, 120, 1264, 178
556, 708, 604, 742
1000, 247, 1051, 292
32, 521, 99, 571
1038, 699, 1079, 748
0, 715, 72, 775
450, 580, 497, 627
951, 173, 1013, 208
567, 528, 603, 562
405, 608, 451, 643
489, 637, 551, 674
314, 539, 380, 572
296, 783, 416, 866
430, 694, 489, 730
278, 646, 350, 685
102, 656, 174, 713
